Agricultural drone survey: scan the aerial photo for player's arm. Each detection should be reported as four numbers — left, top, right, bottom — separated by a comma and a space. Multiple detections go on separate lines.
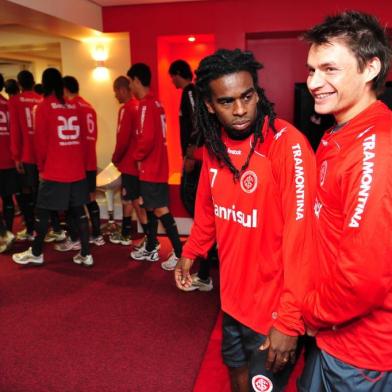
33, 104, 49, 173
8, 100, 23, 170
175, 150, 216, 290
272, 128, 317, 336
133, 103, 155, 162
261, 128, 317, 372
112, 107, 131, 165
303, 130, 392, 331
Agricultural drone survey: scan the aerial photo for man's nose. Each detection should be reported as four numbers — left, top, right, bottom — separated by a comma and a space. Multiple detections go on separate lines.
233, 99, 247, 116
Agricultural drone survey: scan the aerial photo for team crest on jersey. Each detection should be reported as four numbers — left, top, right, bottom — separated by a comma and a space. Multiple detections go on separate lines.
240, 170, 258, 194
319, 160, 328, 186
251, 375, 273, 392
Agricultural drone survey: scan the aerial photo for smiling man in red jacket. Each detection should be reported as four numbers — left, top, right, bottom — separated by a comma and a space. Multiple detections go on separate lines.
175, 49, 317, 392
298, 11, 392, 391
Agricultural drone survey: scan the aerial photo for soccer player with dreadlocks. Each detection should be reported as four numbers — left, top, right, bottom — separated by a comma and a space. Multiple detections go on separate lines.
175, 49, 317, 391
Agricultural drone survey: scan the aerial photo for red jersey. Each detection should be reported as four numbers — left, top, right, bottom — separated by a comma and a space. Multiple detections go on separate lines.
9, 90, 42, 164
112, 98, 139, 176
302, 101, 392, 370
34, 95, 86, 182
0, 94, 13, 169
134, 93, 168, 183
70, 96, 98, 171
182, 119, 317, 336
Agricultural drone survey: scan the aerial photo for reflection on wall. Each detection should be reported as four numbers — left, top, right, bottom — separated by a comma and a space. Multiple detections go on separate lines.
157, 34, 215, 184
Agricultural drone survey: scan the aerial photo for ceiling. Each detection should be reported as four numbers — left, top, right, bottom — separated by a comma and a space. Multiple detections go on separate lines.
91, 0, 208, 6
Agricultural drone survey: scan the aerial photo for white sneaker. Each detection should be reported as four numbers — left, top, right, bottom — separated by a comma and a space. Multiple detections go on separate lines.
12, 247, 44, 265
0, 230, 15, 253
130, 246, 159, 262
182, 273, 214, 292
16, 228, 34, 242
44, 229, 66, 243
73, 253, 94, 266
133, 237, 161, 251
89, 235, 105, 246
161, 252, 179, 271
54, 238, 81, 252
109, 231, 132, 245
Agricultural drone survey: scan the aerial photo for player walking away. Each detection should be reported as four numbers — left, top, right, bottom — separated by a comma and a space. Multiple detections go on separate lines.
60, 75, 105, 248
298, 11, 392, 392
0, 73, 16, 253
12, 68, 93, 267
127, 63, 183, 268
175, 49, 317, 391
110, 76, 149, 246
169, 59, 213, 290
8, 70, 65, 244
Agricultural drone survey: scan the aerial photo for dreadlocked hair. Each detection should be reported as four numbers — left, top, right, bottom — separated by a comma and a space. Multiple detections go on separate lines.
194, 48, 276, 181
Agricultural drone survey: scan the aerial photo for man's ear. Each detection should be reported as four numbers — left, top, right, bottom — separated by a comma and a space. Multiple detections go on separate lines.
204, 99, 215, 114
365, 56, 381, 84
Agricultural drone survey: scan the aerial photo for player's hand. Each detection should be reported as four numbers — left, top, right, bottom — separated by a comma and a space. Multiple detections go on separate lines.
137, 161, 141, 171
175, 257, 194, 290
259, 326, 298, 373
15, 161, 24, 174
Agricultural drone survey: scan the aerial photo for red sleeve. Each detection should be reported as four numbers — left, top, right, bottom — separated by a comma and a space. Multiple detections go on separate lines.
303, 131, 392, 331
133, 103, 154, 162
270, 128, 317, 336
112, 106, 132, 165
33, 103, 48, 172
9, 99, 22, 162
193, 146, 203, 161
77, 106, 88, 170
182, 149, 216, 259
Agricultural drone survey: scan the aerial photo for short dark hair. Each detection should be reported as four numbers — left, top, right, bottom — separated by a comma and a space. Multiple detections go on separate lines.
127, 63, 151, 87
113, 75, 130, 90
5, 79, 20, 96
34, 83, 44, 95
169, 60, 193, 80
303, 10, 392, 94
63, 75, 79, 94
0, 73, 4, 91
17, 70, 35, 90
42, 68, 64, 104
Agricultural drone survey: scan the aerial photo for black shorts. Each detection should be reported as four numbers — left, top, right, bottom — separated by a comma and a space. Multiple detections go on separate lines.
139, 181, 168, 209
222, 313, 294, 392
0, 168, 20, 197
121, 174, 140, 201
86, 170, 97, 193
36, 179, 89, 211
298, 346, 392, 392
19, 163, 39, 192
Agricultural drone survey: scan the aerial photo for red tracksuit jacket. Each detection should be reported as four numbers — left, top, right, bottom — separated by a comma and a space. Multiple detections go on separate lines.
112, 98, 139, 176
0, 95, 14, 169
134, 93, 169, 183
183, 118, 317, 336
9, 90, 42, 164
34, 95, 86, 182
70, 95, 98, 171
302, 101, 392, 370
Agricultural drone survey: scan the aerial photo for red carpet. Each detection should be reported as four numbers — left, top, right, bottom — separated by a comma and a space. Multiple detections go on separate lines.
194, 313, 304, 391
0, 235, 220, 392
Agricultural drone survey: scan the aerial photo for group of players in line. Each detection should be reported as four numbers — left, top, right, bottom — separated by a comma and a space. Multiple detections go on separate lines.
1, 9, 392, 392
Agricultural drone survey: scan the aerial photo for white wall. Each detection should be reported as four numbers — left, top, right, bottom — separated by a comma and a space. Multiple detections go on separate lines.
60, 33, 131, 169
7, 0, 102, 31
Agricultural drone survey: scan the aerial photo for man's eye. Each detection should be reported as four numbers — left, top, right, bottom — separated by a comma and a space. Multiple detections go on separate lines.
243, 93, 253, 102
